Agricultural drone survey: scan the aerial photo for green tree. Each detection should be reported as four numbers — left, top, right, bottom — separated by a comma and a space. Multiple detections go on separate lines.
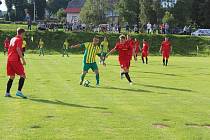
56, 8, 66, 22
162, 11, 175, 26
35, 0, 47, 20
47, 0, 69, 16
13, 0, 28, 21
80, 0, 109, 25
117, 0, 140, 26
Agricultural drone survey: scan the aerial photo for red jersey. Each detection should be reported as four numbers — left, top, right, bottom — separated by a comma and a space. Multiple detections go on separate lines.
126, 39, 135, 60
161, 41, 171, 53
4, 39, 10, 49
8, 35, 23, 62
134, 40, 140, 53
142, 42, 149, 52
115, 42, 132, 62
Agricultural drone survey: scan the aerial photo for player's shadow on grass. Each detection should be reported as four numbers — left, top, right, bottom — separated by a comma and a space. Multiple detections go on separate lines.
30, 98, 108, 110
139, 84, 193, 92
140, 71, 180, 77
96, 86, 152, 93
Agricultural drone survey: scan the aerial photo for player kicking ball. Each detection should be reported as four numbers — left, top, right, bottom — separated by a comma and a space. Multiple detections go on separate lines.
5, 28, 27, 98
106, 35, 136, 85
160, 37, 172, 66
71, 35, 101, 86
142, 39, 150, 64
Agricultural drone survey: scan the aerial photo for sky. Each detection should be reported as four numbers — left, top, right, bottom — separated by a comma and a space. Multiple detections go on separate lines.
0, 1, 7, 11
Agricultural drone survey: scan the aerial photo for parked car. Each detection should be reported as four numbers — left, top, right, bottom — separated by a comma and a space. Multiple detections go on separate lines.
191, 29, 210, 36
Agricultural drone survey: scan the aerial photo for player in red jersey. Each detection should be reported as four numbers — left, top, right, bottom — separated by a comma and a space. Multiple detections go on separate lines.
134, 38, 141, 59
106, 35, 136, 85
126, 35, 135, 61
4, 36, 10, 55
141, 39, 149, 64
5, 28, 27, 98
160, 37, 172, 66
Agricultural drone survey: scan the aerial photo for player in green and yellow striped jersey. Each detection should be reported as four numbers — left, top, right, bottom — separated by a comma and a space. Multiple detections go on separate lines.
71, 36, 101, 86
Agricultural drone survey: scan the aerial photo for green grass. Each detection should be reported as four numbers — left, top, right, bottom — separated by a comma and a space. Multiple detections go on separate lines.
0, 24, 37, 31
0, 54, 210, 140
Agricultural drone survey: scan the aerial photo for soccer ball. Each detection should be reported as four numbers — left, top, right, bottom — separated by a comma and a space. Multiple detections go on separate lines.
83, 80, 90, 87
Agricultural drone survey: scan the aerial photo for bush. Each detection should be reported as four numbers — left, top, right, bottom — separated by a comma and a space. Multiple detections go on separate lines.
0, 30, 210, 56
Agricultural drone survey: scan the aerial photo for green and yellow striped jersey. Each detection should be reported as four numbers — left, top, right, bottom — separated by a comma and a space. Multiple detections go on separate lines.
100, 40, 109, 53
63, 41, 69, 49
81, 42, 100, 64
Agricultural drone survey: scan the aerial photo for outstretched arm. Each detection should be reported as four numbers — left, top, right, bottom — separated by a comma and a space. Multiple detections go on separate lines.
106, 48, 116, 58
71, 44, 81, 49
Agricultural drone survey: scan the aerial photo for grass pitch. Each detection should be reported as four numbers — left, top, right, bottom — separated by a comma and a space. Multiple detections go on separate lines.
0, 54, 210, 140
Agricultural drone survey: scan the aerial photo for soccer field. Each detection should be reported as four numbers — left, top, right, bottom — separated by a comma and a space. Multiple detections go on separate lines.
0, 54, 210, 140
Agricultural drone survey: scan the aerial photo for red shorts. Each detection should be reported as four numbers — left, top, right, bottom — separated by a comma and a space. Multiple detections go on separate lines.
142, 51, 148, 57
119, 61, 130, 69
162, 52, 170, 59
7, 61, 25, 76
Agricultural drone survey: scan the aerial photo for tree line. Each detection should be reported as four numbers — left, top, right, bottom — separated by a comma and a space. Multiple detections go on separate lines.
80, 0, 210, 28
4, 0, 69, 21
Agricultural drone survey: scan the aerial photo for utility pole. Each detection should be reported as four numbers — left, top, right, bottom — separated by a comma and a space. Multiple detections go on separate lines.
33, 0, 36, 22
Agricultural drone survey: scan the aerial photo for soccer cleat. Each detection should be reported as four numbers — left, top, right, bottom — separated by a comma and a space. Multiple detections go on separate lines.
129, 82, 133, 85
16, 91, 27, 99
79, 80, 84, 85
5, 93, 12, 97
96, 84, 100, 87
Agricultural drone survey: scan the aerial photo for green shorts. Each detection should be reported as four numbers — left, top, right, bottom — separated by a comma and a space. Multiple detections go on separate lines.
101, 52, 107, 57
83, 62, 98, 72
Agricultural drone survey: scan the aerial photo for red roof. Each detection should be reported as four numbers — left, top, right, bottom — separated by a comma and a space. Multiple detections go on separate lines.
65, 8, 81, 13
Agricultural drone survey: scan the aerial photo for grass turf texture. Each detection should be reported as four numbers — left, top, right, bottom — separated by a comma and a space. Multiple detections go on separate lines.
0, 54, 210, 140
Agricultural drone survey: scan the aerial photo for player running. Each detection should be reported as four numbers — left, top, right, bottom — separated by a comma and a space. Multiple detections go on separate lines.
99, 36, 109, 65
38, 39, 45, 56
134, 38, 141, 59
5, 28, 27, 98
126, 34, 135, 61
3, 36, 10, 55
160, 37, 172, 66
106, 35, 136, 85
71, 35, 101, 86
63, 39, 69, 57
142, 39, 150, 64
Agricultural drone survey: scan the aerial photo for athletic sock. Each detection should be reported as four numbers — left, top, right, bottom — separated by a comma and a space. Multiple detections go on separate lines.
18, 77, 25, 91
125, 72, 132, 83
121, 72, 125, 77
163, 59, 165, 65
166, 59, 168, 66
6, 79, 14, 93
96, 74, 99, 85
80, 73, 86, 83
142, 57, 145, 63
146, 57, 148, 64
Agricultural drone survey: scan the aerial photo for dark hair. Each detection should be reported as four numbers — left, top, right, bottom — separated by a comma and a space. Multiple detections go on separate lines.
94, 35, 100, 39
17, 28, 25, 35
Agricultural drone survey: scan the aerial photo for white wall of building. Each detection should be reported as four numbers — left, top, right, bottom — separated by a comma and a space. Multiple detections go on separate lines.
67, 13, 80, 23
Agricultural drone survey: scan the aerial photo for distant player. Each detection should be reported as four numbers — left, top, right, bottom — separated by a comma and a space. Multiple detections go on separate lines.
106, 35, 136, 85
4, 36, 10, 55
38, 39, 45, 56
160, 37, 172, 66
142, 39, 149, 64
100, 36, 109, 65
126, 35, 135, 61
22, 39, 27, 56
5, 28, 27, 98
134, 38, 141, 58
71, 35, 101, 86
63, 39, 69, 57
